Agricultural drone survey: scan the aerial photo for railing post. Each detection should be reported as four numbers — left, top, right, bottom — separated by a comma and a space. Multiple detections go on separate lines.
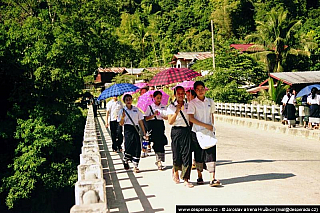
257, 105, 261, 120
280, 105, 283, 121
272, 105, 276, 122
299, 106, 304, 126
250, 104, 254, 119
264, 105, 267, 121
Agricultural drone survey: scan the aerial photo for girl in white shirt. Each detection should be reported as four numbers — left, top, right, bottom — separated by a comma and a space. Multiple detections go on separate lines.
188, 81, 221, 187
167, 86, 193, 188
307, 87, 320, 129
118, 94, 148, 173
281, 89, 297, 128
144, 91, 168, 170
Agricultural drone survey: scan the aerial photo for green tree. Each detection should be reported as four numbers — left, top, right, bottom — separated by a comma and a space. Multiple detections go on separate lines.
246, 8, 302, 72
0, 0, 120, 212
212, 0, 255, 39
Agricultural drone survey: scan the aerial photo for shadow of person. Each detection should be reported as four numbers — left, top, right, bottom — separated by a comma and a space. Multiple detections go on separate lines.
221, 173, 295, 186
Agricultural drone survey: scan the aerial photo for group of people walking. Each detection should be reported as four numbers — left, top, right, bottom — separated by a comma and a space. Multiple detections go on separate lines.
105, 81, 221, 188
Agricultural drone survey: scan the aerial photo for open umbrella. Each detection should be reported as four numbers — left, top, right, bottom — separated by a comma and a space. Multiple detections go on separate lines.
97, 83, 139, 100
296, 84, 320, 97
171, 80, 209, 91
148, 68, 201, 86
123, 82, 149, 95
134, 82, 148, 88
137, 90, 169, 112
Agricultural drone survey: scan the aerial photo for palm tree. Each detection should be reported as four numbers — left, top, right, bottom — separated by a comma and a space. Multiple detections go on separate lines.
246, 8, 301, 72
268, 78, 290, 104
259, 78, 289, 105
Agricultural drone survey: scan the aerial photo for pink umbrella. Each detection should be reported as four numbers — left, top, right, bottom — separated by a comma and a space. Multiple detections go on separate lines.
137, 90, 169, 112
123, 83, 148, 95
134, 82, 148, 88
171, 80, 208, 91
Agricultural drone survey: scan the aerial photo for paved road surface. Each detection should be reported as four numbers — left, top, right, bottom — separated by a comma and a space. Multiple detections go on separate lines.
96, 110, 320, 213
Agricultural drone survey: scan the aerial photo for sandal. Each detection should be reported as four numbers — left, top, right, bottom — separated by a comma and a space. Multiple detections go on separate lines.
172, 168, 180, 184
184, 181, 194, 188
209, 179, 222, 187
197, 178, 204, 185
155, 162, 163, 171
133, 167, 140, 173
123, 161, 129, 170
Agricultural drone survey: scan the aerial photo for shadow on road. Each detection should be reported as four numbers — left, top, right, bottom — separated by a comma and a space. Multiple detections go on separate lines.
221, 173, 295, 186
218, 159, 320, 167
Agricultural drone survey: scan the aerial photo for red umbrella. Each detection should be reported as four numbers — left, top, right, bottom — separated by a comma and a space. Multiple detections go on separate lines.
148, 68, 201, 86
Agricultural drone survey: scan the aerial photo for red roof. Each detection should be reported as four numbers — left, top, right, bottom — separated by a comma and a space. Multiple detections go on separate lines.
230, 44, 254, 52
247, 86, 269, 94
230, 44, 265, 52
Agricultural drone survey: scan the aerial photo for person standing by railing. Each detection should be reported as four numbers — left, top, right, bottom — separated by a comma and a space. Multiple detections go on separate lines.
307, 87, 320, 130
281, 88, 297, 128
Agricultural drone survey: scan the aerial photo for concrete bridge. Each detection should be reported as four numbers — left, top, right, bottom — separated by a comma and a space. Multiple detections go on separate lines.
71, 107, 320, 212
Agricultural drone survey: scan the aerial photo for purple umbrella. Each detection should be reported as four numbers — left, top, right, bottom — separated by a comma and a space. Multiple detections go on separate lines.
137, 90, 169, 112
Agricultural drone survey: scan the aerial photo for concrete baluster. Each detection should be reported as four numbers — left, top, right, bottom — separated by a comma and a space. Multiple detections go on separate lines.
299, 106, 305, 126
272, 105, 276, 122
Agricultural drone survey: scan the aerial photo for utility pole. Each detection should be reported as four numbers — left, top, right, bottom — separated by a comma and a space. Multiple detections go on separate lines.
211, 20, 216, 70
131, 61, 134, 84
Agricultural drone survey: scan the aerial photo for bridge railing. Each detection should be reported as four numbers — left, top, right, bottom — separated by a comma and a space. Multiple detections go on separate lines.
215, 103, 308, 125
70, 105, 108, 213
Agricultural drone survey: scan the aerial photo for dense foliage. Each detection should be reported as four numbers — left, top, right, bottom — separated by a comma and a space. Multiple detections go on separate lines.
0, 0, 319, 212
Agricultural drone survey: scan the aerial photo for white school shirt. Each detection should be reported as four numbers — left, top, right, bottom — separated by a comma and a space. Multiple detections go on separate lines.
106, 100, 123, 121
187, 97, 215, 132
167, 101, 189, 127
307, 94, 320, 105
144, 103, 167, 120
281, 94, 296, 105
117, 106, 143, 126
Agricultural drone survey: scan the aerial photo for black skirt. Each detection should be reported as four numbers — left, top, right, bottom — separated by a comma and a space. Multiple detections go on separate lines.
124, 124, 141, 158
147, 119, 168, 152
310, 104, 320, 118
171, 127, 192, 168
285, 104, 296, 120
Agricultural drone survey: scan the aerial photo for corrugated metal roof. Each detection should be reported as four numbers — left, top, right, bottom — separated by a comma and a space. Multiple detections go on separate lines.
145, 67, 169, 72
196, 52, 213, 60
172, 52, 212, 61
125, 68, 145, 75
270, 71, 320, 85
97, 67, 127, 73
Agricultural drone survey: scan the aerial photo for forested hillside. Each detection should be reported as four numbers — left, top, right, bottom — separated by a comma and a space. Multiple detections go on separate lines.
0, 0, 319, 212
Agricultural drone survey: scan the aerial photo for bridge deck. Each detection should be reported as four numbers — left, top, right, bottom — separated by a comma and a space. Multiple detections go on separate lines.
95, 109, 320, 213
